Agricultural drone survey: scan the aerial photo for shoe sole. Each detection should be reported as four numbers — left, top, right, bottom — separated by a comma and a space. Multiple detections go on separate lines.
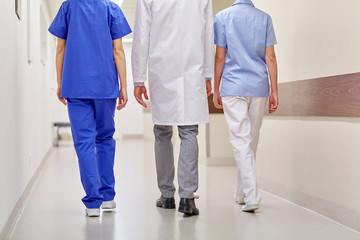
101, 204, 116, 209
86, 213, 100, 217
242, 206, 259, 212
156, 203, 176, 209
178, 206, 199, 215
101, 201, 116, 209
86, 209, 100, 217
102, 206, 116, 210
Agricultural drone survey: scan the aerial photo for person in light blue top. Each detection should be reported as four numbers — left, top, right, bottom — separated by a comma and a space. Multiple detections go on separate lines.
214, 0, 277, 98
213, 0, 279, 212
49, 0, 132, 217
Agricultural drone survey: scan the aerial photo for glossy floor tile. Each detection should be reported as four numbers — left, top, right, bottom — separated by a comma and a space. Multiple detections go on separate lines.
9, 138, 360, 240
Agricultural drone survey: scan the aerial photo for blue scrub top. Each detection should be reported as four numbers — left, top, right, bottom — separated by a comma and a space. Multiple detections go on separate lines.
49, 0, 132, 99
214, 0, 277, 98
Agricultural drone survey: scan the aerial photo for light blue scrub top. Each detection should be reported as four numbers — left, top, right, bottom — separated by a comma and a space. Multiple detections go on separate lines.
214, 0, 277, 97
49, 0, 132, 99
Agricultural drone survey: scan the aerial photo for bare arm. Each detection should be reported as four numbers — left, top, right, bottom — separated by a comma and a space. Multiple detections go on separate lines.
56, 38, 67, 106
113, 38, 128, 110
213, 46, 226, 109
265, 45, 278, 113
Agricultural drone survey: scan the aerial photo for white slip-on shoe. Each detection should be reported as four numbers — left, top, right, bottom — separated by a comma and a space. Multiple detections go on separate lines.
234, 193, 246, 205
86, 208, 100, 217
242, 204, 259, 212
234, 196, 246, 205
101, 200, 116, 209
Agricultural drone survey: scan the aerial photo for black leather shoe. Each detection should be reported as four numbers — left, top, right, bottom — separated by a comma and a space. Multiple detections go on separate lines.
156, 195, 176, 209
178, 198, 199, 215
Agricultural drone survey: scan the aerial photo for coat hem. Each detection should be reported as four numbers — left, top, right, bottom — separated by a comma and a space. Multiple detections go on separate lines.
152, 120, 210, 126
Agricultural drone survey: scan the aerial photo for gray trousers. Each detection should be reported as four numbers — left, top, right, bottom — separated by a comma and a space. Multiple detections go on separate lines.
153, 125, 199, 199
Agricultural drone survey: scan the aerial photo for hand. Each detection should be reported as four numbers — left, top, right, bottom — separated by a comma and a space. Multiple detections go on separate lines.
213, 90, 223, 109
206, 80, 212, 97
117, 88, 128, 110
57, 86, 67, 106
268, 92, 278, 114
134, 86, 149, 108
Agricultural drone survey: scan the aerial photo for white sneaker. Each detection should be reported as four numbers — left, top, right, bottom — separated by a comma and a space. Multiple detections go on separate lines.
242, 204, 259, 212
86, 208, 100, 217
101, 200, 116, 209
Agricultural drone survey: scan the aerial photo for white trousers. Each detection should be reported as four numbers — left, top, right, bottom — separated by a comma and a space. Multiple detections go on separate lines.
222, 96, 267, 205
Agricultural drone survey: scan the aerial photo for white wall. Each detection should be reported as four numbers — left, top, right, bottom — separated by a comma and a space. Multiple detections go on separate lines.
0, 0, 55, 234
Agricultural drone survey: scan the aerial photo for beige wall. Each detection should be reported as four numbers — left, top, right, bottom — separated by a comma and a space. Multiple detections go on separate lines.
0, 0, 56, 236
258, 117, 360, 206
213, 0, 234, 15
254, 0, 360, 82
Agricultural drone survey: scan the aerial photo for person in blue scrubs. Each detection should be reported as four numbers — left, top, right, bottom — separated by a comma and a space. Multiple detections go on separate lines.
49, 0, 132, 217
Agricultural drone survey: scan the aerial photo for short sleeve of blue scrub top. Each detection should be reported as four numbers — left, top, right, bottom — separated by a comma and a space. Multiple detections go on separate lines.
48, 2, 68, 39
110, 4, 132, 40
48, 1, 132, 99
214, 14, 227, 49
265, 16, 277, 47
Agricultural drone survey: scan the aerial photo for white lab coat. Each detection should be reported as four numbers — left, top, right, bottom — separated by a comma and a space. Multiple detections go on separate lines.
132, 0, 214, 126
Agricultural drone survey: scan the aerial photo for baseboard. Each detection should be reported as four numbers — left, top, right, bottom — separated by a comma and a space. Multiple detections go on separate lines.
258, 177, 360, 233
0, 148, 52, 240
204, 157, 236, 166
122, 134, 144, 139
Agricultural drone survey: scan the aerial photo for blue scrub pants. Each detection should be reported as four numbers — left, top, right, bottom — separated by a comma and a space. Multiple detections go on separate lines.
67, 98, 117, 209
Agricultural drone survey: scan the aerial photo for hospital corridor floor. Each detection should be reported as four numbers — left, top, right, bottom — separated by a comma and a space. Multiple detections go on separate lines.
9, 138, 360, 240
